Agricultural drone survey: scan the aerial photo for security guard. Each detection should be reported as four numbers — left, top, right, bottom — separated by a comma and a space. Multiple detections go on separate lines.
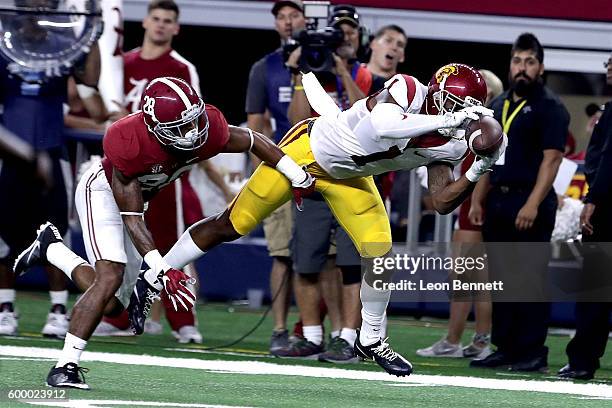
559, 53, 612, 380
469, 33, 569, 372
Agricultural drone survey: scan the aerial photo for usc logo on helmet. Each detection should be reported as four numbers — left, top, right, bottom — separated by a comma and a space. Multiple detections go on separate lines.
435, 64, 459, 84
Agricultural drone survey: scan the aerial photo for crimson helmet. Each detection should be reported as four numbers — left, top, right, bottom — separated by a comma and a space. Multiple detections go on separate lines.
425, 63, 487, 115
141, 77, 209, 151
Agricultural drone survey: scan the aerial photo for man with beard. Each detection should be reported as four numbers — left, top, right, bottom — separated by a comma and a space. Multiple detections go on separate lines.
469, 33, 568, 372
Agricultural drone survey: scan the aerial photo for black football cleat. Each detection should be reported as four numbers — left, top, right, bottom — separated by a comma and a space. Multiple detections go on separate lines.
354, 331, 413, 377
46, 363, 90, 390
128, 271, 161, 335
13, 222, 62, 276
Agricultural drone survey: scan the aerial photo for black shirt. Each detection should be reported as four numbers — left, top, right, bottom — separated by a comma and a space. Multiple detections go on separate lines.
584, 101, 612, 204
488, 83, 569, 188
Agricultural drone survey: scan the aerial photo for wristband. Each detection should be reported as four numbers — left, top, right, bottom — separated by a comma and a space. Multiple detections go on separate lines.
276, 155, 307, 186
144, 250, 171, 275
293, 85, 304, 91
246, 128, 254, 151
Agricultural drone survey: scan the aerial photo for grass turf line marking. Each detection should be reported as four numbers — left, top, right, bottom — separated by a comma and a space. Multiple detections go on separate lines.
2, 345, 612, 398
23, 400, 252, 407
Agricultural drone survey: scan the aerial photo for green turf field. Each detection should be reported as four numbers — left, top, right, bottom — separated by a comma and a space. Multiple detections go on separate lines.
1, 291, 611, 407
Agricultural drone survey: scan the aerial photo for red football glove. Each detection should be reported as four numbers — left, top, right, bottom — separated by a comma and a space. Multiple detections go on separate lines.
292, 172, 316, 211
161, 268, 196, 311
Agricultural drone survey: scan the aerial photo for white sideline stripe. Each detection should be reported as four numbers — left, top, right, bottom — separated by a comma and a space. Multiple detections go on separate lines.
2, 346, 612, 398
24, 401, 250, 408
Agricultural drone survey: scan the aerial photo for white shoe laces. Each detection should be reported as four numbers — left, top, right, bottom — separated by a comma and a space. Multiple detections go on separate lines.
373, 337, 399, 360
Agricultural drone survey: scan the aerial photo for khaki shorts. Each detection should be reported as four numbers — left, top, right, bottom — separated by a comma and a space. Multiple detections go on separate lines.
262, 201, 293, 257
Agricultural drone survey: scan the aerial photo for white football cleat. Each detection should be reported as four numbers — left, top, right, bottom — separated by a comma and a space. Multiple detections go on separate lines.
172, 325, 202, 344
41, 311, 69, 338
144, 320, 163, 335
92, 321, 134, 337
0, 310, 18, 336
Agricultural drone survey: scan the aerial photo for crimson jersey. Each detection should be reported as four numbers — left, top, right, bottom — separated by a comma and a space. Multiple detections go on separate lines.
101, 104, 229, 201
123, 48, 200, 113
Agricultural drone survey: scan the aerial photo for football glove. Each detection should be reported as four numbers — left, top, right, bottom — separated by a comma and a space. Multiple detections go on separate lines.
465, 133, 508, 182
161, 268, 196, 311
291, 172, 316, 212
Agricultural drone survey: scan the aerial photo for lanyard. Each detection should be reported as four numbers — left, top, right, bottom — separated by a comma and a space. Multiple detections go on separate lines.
501, 99, 527, 135
335, 63, 360, 110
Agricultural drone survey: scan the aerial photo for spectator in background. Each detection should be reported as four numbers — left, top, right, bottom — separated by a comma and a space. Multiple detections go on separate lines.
469, 33, 568, 372
417, 69, 503, 359
558, 53, 612, 381
95, 0, 227, 344
280, 5, 376, 362
245, 0, 306, 354
366, 25, 406, 82
0, 41, 100, 338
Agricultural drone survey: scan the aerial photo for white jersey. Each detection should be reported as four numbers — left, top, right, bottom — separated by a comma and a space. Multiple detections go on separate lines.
308, 75, 469, 179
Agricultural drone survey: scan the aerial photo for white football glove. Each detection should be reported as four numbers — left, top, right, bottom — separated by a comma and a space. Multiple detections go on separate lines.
465, 133, 508, 182
462, 105, 494, 117
442, 110, 480, 129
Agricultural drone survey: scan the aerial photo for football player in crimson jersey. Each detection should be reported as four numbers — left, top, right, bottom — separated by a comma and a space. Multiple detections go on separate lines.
13, 76, 315, 389
131, 63, 506, 377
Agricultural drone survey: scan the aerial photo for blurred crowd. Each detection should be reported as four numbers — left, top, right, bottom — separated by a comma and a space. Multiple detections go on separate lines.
0, 0, 610, 381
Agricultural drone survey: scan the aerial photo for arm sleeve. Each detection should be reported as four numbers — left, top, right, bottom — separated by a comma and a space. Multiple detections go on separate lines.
370, 103, 450, 140
245, 59, 267, 114
540, 101, 569, 151
584, 109, 612, 204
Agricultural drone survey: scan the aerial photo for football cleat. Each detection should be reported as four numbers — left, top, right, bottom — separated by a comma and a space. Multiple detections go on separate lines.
171, 325, 203, 344
0, 309, 18, 336
144, 320, 163, 335
42, 305, 69, 339
355, 332, 413, 377
46, 363, 90, 389
128, 271, 161, 335
13, 222, 62, 276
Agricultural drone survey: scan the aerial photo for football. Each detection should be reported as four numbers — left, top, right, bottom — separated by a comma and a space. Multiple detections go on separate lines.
466, 115, 504, 157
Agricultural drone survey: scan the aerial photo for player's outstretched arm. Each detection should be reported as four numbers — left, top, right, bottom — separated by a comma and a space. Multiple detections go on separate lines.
224, 126, 315, 210
370, 103, 478, 140
111, 168, 195, 310
426, 163, 476, 215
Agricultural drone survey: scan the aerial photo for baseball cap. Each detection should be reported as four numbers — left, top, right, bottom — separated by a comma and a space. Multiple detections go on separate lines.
271, 0, 303, 16
329, 5, 360, 28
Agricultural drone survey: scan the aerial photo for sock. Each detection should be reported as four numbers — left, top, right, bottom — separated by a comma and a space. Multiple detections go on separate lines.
340, 328, 357, 346
47, 242, 87, 280
0, 289, 16, 304
303, 325, 323, 346
49, 290, 68, 307
56, 332, 87, 367
359, 278, 390, 346
331, 329, 340, 339
163, 229, 205, 269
